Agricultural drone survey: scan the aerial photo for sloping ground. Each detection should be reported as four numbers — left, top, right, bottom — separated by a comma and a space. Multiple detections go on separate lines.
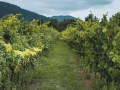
28, 40, 92, 90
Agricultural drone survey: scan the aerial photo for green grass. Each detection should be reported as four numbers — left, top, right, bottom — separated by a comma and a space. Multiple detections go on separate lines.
27, 40, 92, 90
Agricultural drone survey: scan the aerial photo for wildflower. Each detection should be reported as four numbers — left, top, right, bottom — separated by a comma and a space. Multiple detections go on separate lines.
4, 43, 12, 53
19, 49, 30, 58
13, 48, 40, 58
14, 48, 37, 58
30, 51, 36, 56
33, 47, 42, 52
19, 51, 26, 58
24, 49, 31, 56
14, 50, 28, 58
13, 50, 22, 56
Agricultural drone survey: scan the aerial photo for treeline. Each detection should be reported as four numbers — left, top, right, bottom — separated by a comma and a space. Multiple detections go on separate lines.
61, 12, 120, 90
47, 18, 76, 32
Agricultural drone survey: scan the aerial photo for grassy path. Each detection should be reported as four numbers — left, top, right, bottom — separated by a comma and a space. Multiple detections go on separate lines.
28, 40, 91, 90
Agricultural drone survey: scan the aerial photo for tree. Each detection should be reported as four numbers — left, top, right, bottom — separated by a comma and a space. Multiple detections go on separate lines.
109, 12, 120, 26
38, 18, 44, 25
100, 13, 108, 26
85, 11, 99, 22
48, 19, 58, 30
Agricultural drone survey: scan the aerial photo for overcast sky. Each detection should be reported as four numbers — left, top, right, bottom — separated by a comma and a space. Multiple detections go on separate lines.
0, 0, 120, 20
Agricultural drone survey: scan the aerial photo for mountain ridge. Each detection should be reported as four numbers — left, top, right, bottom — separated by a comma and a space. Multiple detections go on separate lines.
50, 15, 76, 22
0, 1, 49, 21
0, 1, 76, 22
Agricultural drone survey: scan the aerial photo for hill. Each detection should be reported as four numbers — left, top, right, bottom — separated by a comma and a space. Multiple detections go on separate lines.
50, 15, 76, 22
0, 1, 49, 21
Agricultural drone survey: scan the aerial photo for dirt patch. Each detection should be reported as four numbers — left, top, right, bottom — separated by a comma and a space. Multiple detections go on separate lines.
80, 70, 92, 88
28, 80, 40, 90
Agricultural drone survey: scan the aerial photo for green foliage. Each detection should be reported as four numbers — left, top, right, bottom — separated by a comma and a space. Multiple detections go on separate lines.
61, 12, 120, 90
100, 13, 108, 26
48, 18, 76, 32
85, 12, 99, 22
0, 14, 59, 89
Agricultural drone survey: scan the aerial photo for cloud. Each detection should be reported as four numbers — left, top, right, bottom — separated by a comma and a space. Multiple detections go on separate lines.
70, 0, 120, 20
31, 0, 114, 11
1, 0, 114, 10
0, 0, 114, 16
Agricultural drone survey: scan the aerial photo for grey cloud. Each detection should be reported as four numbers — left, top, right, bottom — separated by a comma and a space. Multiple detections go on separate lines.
1, 0, 114, 15
36, 0, 114, 11
86, 0, 113, 6
1, 0, 114, 10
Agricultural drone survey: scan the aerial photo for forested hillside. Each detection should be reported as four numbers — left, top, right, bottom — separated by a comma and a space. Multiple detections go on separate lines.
50, 15, 76, 22
0, 1, 49, 21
